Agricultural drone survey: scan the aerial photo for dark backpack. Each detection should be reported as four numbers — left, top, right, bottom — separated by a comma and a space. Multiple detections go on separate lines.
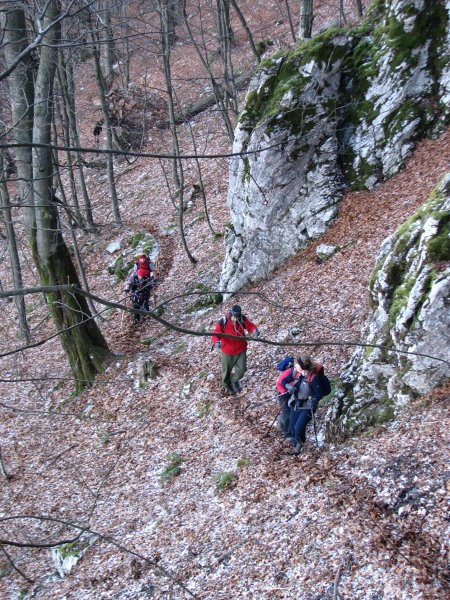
277, 356, 294, 371
218, 313, 246, 332
308, 366, 332, 397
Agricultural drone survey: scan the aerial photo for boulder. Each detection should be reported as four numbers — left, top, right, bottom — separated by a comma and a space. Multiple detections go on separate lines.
220, 0, 450, 293
325, 173, 450, 442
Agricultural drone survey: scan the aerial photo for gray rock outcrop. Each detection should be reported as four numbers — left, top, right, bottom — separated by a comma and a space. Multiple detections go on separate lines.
325, 173, 450, 442
221, 0, 450, 293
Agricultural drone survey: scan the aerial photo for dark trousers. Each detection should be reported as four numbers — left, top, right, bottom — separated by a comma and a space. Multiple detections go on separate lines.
133, 299, 149, 322
277, 392, 292, 437
290, 406, 313, 444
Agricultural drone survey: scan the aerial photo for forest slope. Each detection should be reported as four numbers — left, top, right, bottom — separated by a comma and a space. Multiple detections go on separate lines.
0, 1, 449, 598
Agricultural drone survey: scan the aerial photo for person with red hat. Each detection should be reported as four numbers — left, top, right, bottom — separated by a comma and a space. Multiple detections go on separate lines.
211, 305, 260, 395
133, 254, 154, 279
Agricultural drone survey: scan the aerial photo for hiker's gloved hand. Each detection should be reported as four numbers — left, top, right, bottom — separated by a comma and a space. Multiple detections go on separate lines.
288, 396, 296, 408
214, 341, 222, 349
285, 383, 294, 393
253, 329, 260, 337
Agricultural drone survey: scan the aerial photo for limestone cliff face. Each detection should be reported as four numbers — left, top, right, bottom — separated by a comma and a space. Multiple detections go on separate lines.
221, 0, 450, 293
325, 174, 450, 442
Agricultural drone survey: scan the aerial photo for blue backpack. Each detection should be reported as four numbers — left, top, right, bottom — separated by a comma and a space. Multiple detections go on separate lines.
276, 356, 294, 371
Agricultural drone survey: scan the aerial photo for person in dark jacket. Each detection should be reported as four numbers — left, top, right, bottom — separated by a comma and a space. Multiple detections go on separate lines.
287, 354, 323, 454
127, 269, 153, 323
211, 305, 259, 395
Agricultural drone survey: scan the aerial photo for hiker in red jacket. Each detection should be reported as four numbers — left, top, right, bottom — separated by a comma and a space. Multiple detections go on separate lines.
212, 305, 259, 395
133, 254, 154, 279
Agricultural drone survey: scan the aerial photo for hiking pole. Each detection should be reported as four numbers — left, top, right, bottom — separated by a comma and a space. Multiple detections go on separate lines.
310, 405, 318, 446
265, 397, 287, 438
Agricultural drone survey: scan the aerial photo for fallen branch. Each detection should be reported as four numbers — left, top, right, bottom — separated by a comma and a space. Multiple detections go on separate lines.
156, 71, 253, 128
43, 444, 78, 471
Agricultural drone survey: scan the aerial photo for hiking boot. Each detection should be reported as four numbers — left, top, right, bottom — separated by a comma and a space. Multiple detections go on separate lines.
293, 441, 303, 455
232, 381, 241, 394
225, 385, 235, 396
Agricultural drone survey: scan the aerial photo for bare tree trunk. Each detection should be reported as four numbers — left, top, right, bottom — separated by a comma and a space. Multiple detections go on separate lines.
57, 49, 96, 230
91, 27, 122, 225
160, 0, 197, 265
189, 131, 219, 238
119, 0, 131, 89
1, 9, 35, 231
0, 150, 30, 342
54, 94, 84, 228
339, 0, 347, 26
299, 0, 314, 40
182, 0, 234, 140
171, 86, 220, 238
229, 0, 261, 63
166, 0, 177, 47
283, 0, 297, 43
100, 0, 115, 87
354, 0, 364, 17
217, 0, 238, 116
0, 444, 12, 481
4, 1, 111, 391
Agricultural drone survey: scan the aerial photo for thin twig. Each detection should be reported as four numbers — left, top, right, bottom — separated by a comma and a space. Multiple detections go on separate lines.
333, 563, 342, 599
43, 444, 78, 471
0, 546, 34, 584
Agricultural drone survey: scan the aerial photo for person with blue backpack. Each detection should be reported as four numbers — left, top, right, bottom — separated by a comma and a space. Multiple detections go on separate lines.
275, 358, 301, 439
284, 354, 329, 454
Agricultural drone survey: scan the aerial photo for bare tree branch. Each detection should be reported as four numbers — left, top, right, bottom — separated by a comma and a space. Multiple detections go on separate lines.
0, 284, 448, 366
0, 515, 199, 598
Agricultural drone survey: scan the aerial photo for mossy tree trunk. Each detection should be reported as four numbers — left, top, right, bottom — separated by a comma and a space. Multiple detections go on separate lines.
299, 0, 314, 39
34, 242, 111, 392
4, 1, 111, 391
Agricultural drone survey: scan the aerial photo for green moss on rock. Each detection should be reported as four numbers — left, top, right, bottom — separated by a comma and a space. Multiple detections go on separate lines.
108, 232, 156, 282
427, 216, 450, 261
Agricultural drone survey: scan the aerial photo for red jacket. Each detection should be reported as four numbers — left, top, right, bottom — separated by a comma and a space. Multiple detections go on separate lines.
276, 367, 301, 394
212, 315, 257, 355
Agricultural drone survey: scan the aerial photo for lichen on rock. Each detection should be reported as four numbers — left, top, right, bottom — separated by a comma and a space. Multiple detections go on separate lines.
325, 173, 450, 442
221, 0, 450, 293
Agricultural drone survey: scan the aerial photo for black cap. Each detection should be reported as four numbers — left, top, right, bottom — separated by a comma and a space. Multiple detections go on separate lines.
230, 304, 242, 316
